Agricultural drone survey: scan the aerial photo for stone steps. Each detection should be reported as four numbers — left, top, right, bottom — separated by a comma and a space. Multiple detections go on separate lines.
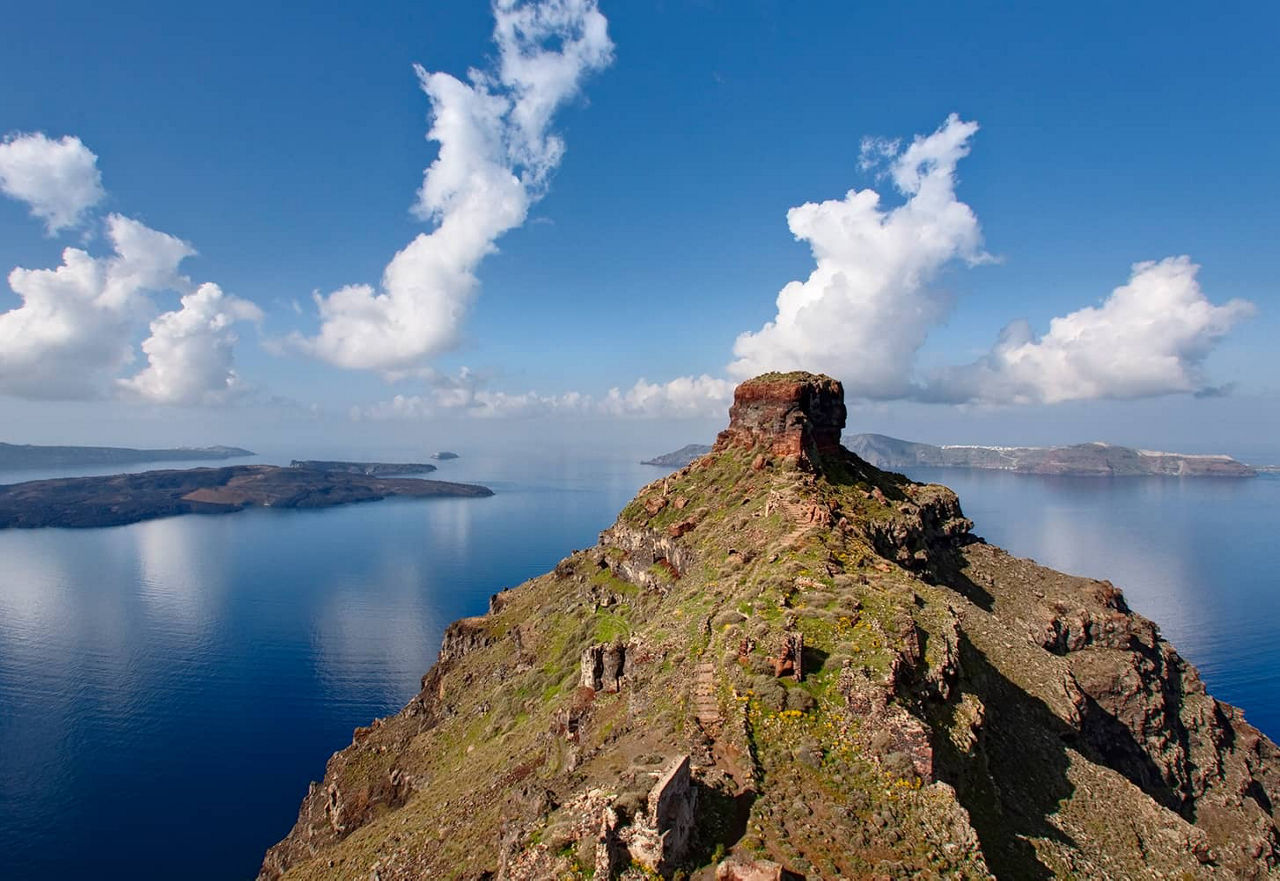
693, 662, 720, 732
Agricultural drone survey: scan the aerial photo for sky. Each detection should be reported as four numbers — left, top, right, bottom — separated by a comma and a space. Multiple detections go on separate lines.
1, 0, 1277, 461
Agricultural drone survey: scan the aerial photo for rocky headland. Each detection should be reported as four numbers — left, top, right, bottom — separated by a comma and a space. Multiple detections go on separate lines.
261, 372, 1280, 880
0, 465, 492, 529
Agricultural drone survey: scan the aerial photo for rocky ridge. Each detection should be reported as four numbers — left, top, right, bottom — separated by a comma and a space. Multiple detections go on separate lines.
642, 445, 714, 469
845, 433, 1257, 478
261, 371, 1280, 880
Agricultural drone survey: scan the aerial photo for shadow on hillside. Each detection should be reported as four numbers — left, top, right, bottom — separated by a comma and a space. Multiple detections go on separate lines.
802, 644, 830, 677
926, 540, 995, 611
931, 633, 1077, 879
686, 782, 757, 869
818, 448, 912, 502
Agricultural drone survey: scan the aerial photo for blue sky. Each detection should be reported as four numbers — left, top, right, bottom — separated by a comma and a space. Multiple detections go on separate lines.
0, 1, 1277, 459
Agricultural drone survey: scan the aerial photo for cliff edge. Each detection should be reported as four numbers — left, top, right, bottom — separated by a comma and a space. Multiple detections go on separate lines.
261, 372, 1280, 880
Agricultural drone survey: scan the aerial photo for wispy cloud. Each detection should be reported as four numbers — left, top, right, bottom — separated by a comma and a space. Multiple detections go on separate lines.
297, 0, 613, 373
351, 369, 731, 421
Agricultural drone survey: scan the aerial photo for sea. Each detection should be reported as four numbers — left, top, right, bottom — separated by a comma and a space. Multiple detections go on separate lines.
0, 453, 1276, 879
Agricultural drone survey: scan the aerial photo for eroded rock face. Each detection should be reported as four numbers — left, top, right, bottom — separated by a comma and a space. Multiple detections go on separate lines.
713, 372, 846, 464
438, 616, 495, 663
580, 640, 631, 692
598, 523, 697, 593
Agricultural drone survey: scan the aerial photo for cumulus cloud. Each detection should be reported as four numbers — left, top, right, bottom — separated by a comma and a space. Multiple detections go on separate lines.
0, 134, 264, 405
0, 133, 106, 234
0, 211, 261, 405
300, 0, 612, 373
728, 114, 989, 398
120, 283, 264, 405
0, 214, 193, 399
352, 370, 732, 421
924, 256, 1256, 404
719, 114, 1254, 407
598, 375, 734, 418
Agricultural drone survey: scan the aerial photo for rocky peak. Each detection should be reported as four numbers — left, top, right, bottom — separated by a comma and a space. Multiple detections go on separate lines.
713, 371, 846, 465
259, 370, 1280, 881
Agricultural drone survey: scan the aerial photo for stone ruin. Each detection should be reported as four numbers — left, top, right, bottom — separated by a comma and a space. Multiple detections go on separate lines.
715, 857, 785, 881
769, 631, 804, 681
596, 755, 697, 876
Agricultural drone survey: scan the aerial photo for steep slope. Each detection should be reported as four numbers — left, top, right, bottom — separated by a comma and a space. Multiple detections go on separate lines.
261, 373, 1280, 880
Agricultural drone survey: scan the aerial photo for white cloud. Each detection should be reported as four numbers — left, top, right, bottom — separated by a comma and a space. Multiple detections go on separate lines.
599, 374, 734, 418
0, 209, 263, 405
728, 114, 988, 398
0, 133, 106, 234
120, 283, 263, 405
351, 370, 731, 421
925, 256, 1256, 404
299, 0, 612, 373
0, 214, 192, 400
0, 135, 265, 406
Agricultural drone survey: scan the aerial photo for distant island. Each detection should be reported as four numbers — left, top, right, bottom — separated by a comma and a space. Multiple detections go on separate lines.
289, 460, 437, 476
640, 444, 712, 468
431, 451, 460, 460
643, 435, 1257, 477
845, 433, 1256, 477
0, 442, 253, 471
0, 464, 492, 529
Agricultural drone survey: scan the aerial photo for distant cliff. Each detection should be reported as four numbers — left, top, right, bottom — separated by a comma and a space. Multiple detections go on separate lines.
261, 373, 1280, 880
641, 444, 713, 468
846, 433, 1257, 477
0, 442, 253, 470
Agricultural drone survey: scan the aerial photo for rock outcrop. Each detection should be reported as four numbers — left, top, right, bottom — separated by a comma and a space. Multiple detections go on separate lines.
260, 372, 1280, 880
714, 371, 846, 465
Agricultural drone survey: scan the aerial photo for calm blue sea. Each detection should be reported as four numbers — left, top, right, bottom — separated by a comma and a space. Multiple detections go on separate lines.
0, 455, 1275, 879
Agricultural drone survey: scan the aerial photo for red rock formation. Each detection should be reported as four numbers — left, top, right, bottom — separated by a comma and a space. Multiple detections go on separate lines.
713, 371, 846, 465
